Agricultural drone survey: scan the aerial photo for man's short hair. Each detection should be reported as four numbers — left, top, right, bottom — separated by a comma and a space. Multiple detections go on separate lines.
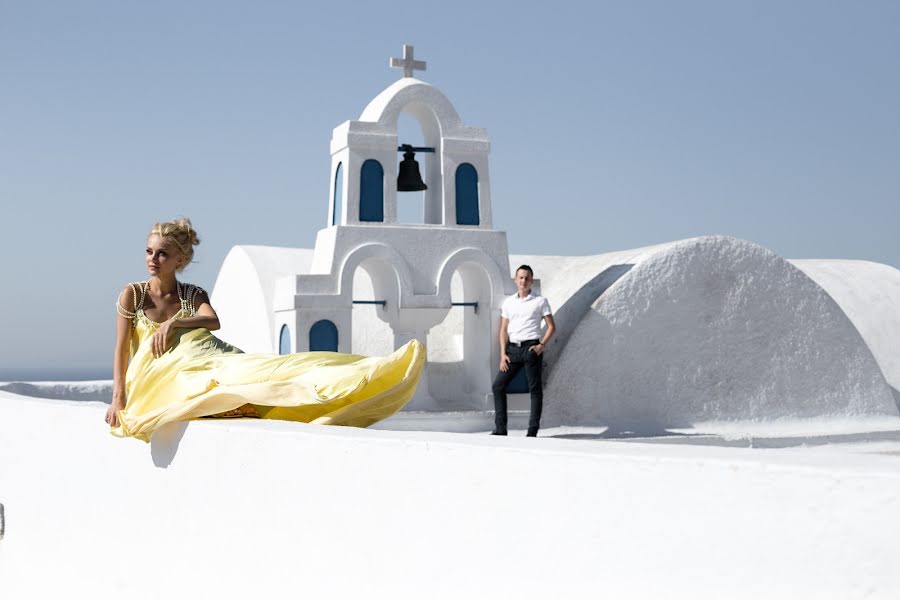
516, 264, 534, 277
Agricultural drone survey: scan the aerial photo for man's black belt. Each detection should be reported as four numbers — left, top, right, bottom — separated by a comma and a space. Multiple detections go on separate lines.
508, 339, 540, 347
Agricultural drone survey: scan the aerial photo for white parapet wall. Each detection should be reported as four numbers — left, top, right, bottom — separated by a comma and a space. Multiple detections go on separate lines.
2, 393, 900, 599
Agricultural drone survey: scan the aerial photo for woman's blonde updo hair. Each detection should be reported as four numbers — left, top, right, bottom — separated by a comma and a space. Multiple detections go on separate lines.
149, 217, 200, 272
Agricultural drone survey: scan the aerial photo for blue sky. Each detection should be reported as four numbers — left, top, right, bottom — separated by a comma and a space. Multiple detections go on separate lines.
1, 1, 898, 375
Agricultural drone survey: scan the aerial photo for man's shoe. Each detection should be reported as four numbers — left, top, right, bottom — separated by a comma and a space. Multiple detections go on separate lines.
490, 430, 507, 436
526, 428, 538, 437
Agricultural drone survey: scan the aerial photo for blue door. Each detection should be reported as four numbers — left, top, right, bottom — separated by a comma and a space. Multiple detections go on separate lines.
309, 320, 339, 352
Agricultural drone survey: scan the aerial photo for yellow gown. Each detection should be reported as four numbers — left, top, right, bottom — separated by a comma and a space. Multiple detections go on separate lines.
111, 281, 425, 442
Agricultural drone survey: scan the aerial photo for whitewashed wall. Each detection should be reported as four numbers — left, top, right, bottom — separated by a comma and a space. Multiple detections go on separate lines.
792, 259, 900, 397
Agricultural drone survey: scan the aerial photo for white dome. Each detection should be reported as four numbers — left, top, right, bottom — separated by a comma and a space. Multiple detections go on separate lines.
536, 236, 896, 432
211, 246, 314, 352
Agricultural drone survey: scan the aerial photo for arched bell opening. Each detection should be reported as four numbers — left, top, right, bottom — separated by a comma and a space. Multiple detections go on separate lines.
278, 324, 292, 355
396, 113, 428, 224
396, 104, 442, 225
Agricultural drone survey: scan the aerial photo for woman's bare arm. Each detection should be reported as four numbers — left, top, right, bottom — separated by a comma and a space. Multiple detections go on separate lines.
172, 289, 220, 331
106, 285, 134, 428
151, 289, 221, 358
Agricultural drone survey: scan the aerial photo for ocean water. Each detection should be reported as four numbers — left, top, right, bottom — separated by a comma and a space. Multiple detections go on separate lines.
0, 367, 111, 382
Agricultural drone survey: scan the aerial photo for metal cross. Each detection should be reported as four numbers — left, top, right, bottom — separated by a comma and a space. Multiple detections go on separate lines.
390, 44, 427, 78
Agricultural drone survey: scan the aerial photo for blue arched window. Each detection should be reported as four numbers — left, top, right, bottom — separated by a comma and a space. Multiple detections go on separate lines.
309, 320, 339, 352
455, 163, 479, 226
279, 325, 291, 355
360, 159, 384, 222
332, 162, 343, 226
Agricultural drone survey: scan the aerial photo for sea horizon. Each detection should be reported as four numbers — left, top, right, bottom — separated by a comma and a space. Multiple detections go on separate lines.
0, 367, 112, 382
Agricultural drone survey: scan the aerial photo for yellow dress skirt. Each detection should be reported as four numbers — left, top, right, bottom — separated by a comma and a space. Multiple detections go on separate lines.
111, 309, 425, 442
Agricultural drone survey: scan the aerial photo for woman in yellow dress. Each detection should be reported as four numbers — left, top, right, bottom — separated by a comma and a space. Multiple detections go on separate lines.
105, 218, 425, 442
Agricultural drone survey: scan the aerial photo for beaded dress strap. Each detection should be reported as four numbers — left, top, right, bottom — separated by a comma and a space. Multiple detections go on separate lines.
116, 281, 202, 323
135, 281, 148, 311
115, 282, 145, 323
178, 282, 189, 315
177, 282, 205, 317
189, 284, 204, 315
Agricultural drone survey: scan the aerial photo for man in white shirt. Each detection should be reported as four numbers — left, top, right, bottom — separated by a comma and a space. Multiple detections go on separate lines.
491, 265, 556, 437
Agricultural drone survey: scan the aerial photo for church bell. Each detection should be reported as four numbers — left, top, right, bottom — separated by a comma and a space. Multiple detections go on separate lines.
397, 145, 428, 192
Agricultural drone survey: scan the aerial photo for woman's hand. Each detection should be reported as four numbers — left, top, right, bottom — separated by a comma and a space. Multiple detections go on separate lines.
105, 397, 125, 428
151, 319, 178, 358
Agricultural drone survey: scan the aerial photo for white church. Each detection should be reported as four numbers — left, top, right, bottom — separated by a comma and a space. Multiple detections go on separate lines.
212, 45, 900, 431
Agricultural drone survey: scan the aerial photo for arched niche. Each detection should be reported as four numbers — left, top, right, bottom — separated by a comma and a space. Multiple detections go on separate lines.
279, 324, 291, 355
309, 320, 339, 352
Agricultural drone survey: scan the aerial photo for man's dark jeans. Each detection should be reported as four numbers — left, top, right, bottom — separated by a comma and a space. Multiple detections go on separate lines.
492, 340, 543, 434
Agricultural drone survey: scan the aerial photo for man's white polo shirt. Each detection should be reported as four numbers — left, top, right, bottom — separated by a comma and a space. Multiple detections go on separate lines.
501, 292, 552, 343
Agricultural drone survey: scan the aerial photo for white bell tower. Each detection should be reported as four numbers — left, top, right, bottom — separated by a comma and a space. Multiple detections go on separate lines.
327, 44, 493, 229
275, 44, 514, 410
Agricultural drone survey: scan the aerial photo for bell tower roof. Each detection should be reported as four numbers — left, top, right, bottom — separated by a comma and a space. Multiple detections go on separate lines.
358, 78, 466, 136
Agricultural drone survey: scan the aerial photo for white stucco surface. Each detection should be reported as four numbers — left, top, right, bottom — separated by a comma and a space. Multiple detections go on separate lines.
535, 236, 896, 431
350, 267, 396, 358
2, 393, 900, 599
211, 245, 314, 352
510, 240, 676, 314
510, 241, 675, 364
791, 259, 900, 398
209, 236, 900, 426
